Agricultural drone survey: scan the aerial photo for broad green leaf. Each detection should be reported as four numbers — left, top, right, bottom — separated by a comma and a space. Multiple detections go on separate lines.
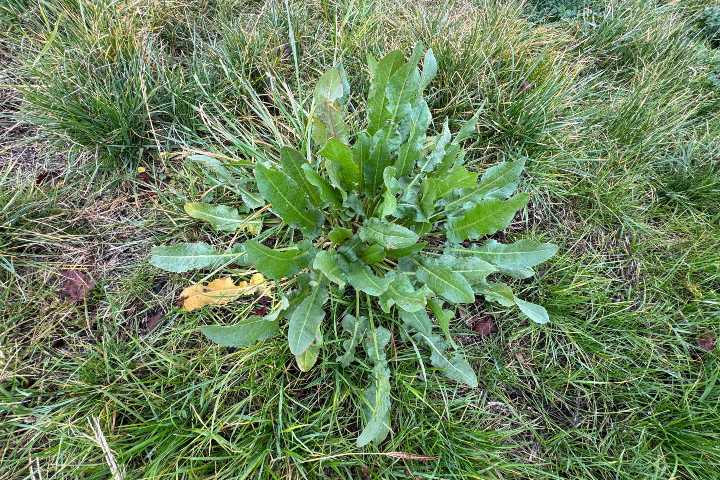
399, 308, 432, 336
476, 281, 516, 307
357, 326, 392, 446
367, 50, 405, 134
201, 316, 278, 347
442, 158, 526, 214
386, 241, 427, 259
420, 118, 451, 173
401, 310, 477, 387
357, 362, 391, 446
436, 253, 497, 284
476, 283, 551, 324
296, 341, 321, 371
415, 259, 475, 304
446, 193, 529, 243
457, 239, 558, 279
302, 164, 342, 209
425, 334, 478, 387
361, 129, 392, 197
244, 240, 312, 280
255, 162, 324, 236
342, 260, 391, 296
337, 314, 368, 367
453, 108, 482, 144
378, 166, 401, 218
150, 243, 246, 273
328, 226, 353, 244
475, 158, 525, 199
280, 147, 320, 205
184, 202, 261, 234
288, 284, 328, 355
420, 165, 478, 216
380, 272, 427, 313
359, 243, 385, 265
429, 298, 456, 348
313, 250, 346, 287
358, 218, 419, 250
319, 137, 360, 193
380, 46, 423, 148
394, 99, 431, 176
311, 67, 349, 145
514, 297, 550, 324
419, 48, 437, 91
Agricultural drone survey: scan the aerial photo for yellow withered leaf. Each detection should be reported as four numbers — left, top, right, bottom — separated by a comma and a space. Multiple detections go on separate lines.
180, 274, 270, 312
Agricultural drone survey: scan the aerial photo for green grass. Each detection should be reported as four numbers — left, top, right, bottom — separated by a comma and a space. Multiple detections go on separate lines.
1, 0, 719, 478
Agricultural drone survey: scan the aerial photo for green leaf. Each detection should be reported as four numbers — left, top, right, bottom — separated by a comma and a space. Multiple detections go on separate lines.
201, 316, 279, 347
453, 108, 482, 145
514, 297, 550, 324
319, 137, 360, 193
420, 165, 478, 216
302, 164, 342, 209
415, 259, 475, 304
337, 314, 368, 367
288, 284, 328, 355
328, 226, 353, 244
446, 193, 529, 243
378, 166, 401, 218
342, 260, 391, 296
420, 118, 451, 173
436, 253, 497, 284
442, 159, 526, 215
359, 243, 386, 265
399, 309, 432, 336
475, 158, 525, 199
476, 282, 551, 324
380, 272, 427, 313
425, 334, 478, 387
419, 48, 437, 91
458, 239, 558, 279
361, 129, 392, 197
386, 241, 427, 259
311, 67, 349, 145
400, 310, 477, 387
295, 332, 322, 372
150, 243, 247, 273
394, 99, 431, 176
184, 202, 261, 234
255, 162, 324, 236
358, 218, 419, 250
476, 281, 516, 307
367, 50, 405, 134
244, 240, 312, 280
429, 298, 456, 348
357, 326, 392, 447
313, 250, 347, 287
280, 147, 320, 206
187, 155, 264, 209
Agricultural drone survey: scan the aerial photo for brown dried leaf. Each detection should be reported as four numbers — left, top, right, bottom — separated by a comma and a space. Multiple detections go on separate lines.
471, 316, 497, 337
698, 334, 716, 352
144, 308, 165, 332
180, 274, 269, 312
59, 270, 95, 302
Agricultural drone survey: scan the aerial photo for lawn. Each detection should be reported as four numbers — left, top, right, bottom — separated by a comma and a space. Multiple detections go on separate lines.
1, 0, 719, 478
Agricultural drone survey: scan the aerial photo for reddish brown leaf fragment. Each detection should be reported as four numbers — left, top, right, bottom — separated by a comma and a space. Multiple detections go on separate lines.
59, 270, 95, 302
144, 309, 165, 332
698, 334, 716, 352
471, 316, 497, 337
